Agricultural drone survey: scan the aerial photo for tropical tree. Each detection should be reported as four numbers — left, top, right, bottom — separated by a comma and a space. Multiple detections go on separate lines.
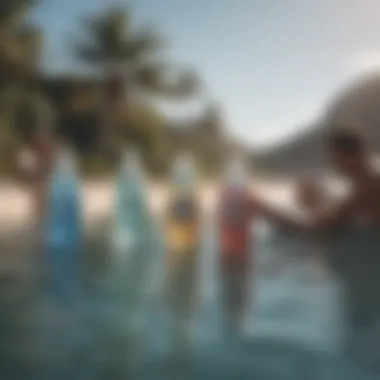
0, 0, 38, 81
0, 0, 36, 25
0, 0, 54, 179
74, 6, 197, 97
0, 15, 47, 137
73, 5, 199, 160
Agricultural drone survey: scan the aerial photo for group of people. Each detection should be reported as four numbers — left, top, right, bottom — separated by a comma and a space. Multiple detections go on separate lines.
164, 126, 380, 359
15, 105, 380, 363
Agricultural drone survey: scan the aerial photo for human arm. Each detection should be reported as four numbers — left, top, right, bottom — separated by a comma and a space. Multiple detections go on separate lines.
250, 192, 313, 233
312, 194, 359, 231
252, 191, 358, 233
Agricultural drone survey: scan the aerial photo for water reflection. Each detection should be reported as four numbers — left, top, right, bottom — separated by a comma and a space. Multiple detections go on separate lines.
1, 222, 380, 379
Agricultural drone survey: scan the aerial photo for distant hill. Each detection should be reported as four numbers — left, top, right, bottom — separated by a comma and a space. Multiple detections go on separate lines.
252, 125, 328, 177
252, 73, 380, 176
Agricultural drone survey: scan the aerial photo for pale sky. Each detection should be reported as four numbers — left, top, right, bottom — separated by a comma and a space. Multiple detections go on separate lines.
31, 0, 380, 147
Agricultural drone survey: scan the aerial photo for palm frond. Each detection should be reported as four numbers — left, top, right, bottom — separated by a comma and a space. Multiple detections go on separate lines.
74, 43, 106, 65
134, 63, 164, 91
74, 5, 199, 100
75, 7, 133, 64
164, 69, 199, 98
136, 64, 199, 98
125, 26, 165, 62
0, 0, 36, 27
15, 24, 42, 60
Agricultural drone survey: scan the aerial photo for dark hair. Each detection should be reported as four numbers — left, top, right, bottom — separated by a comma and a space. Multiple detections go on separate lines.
327, 128, 365, 154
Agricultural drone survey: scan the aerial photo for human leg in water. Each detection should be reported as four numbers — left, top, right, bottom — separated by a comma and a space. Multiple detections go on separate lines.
169, 313, 193, 370
167, 258, 197, 371
221, 257, 249, 337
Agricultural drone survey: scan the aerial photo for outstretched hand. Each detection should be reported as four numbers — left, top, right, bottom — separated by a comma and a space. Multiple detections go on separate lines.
249, 190, 268, 214
250, 190, 314, 233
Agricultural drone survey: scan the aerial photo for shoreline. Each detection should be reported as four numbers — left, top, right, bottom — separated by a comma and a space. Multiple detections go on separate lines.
0, 180, 293, 275
0, 180, 294, 230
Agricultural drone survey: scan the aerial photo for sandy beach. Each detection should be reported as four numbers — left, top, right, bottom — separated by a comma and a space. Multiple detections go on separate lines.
0, 180, 294, 230
0, 179, 293, 274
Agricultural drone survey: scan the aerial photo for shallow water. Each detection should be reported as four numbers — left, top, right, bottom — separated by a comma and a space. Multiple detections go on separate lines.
0, 217, 379, 379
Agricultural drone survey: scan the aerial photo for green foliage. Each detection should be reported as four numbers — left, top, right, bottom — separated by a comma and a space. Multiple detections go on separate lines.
0, 2, 231, 178
75, 7, 162, 65
74, 6, 198, 99
0, 0, 37, 27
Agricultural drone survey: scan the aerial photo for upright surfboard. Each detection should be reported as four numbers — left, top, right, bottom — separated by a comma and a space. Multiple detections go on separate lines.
106, 150, 158, 374
44, 148, 83, 306
40, 148, 87, 379
111, 150, 156, 301
165, 154, 201, 361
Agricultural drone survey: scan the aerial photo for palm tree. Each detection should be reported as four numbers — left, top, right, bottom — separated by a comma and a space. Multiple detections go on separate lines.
74, 5, 199, 158
0, 0, 41, 84
0, 0, 45, 126
0, 0, 36, 32
0, 0, 36, 20
0, 14, 46, 128
0, 0, 53, 179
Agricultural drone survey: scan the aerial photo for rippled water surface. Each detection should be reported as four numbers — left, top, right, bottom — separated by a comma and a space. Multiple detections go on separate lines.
0, 182, 378, 379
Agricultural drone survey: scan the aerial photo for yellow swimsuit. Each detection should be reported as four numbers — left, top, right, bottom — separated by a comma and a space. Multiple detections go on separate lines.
167, 222, 198, 252
166, 193, 198, 265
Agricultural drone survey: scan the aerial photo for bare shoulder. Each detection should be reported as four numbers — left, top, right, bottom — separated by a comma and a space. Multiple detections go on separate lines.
371, 174, 380, 187
314, 188, 360, 230
357, 174, 380, 197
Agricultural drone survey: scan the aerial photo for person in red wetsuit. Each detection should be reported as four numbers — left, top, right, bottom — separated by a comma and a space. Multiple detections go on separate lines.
217, 159, 256, 336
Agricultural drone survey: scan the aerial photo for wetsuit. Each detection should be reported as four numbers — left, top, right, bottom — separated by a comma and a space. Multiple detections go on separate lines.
218, 185, 255, 333
166, 191, 199, 315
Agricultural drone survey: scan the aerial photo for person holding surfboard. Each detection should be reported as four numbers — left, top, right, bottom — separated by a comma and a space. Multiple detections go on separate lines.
216, 157, 257, 337
164, 154, 201, 363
